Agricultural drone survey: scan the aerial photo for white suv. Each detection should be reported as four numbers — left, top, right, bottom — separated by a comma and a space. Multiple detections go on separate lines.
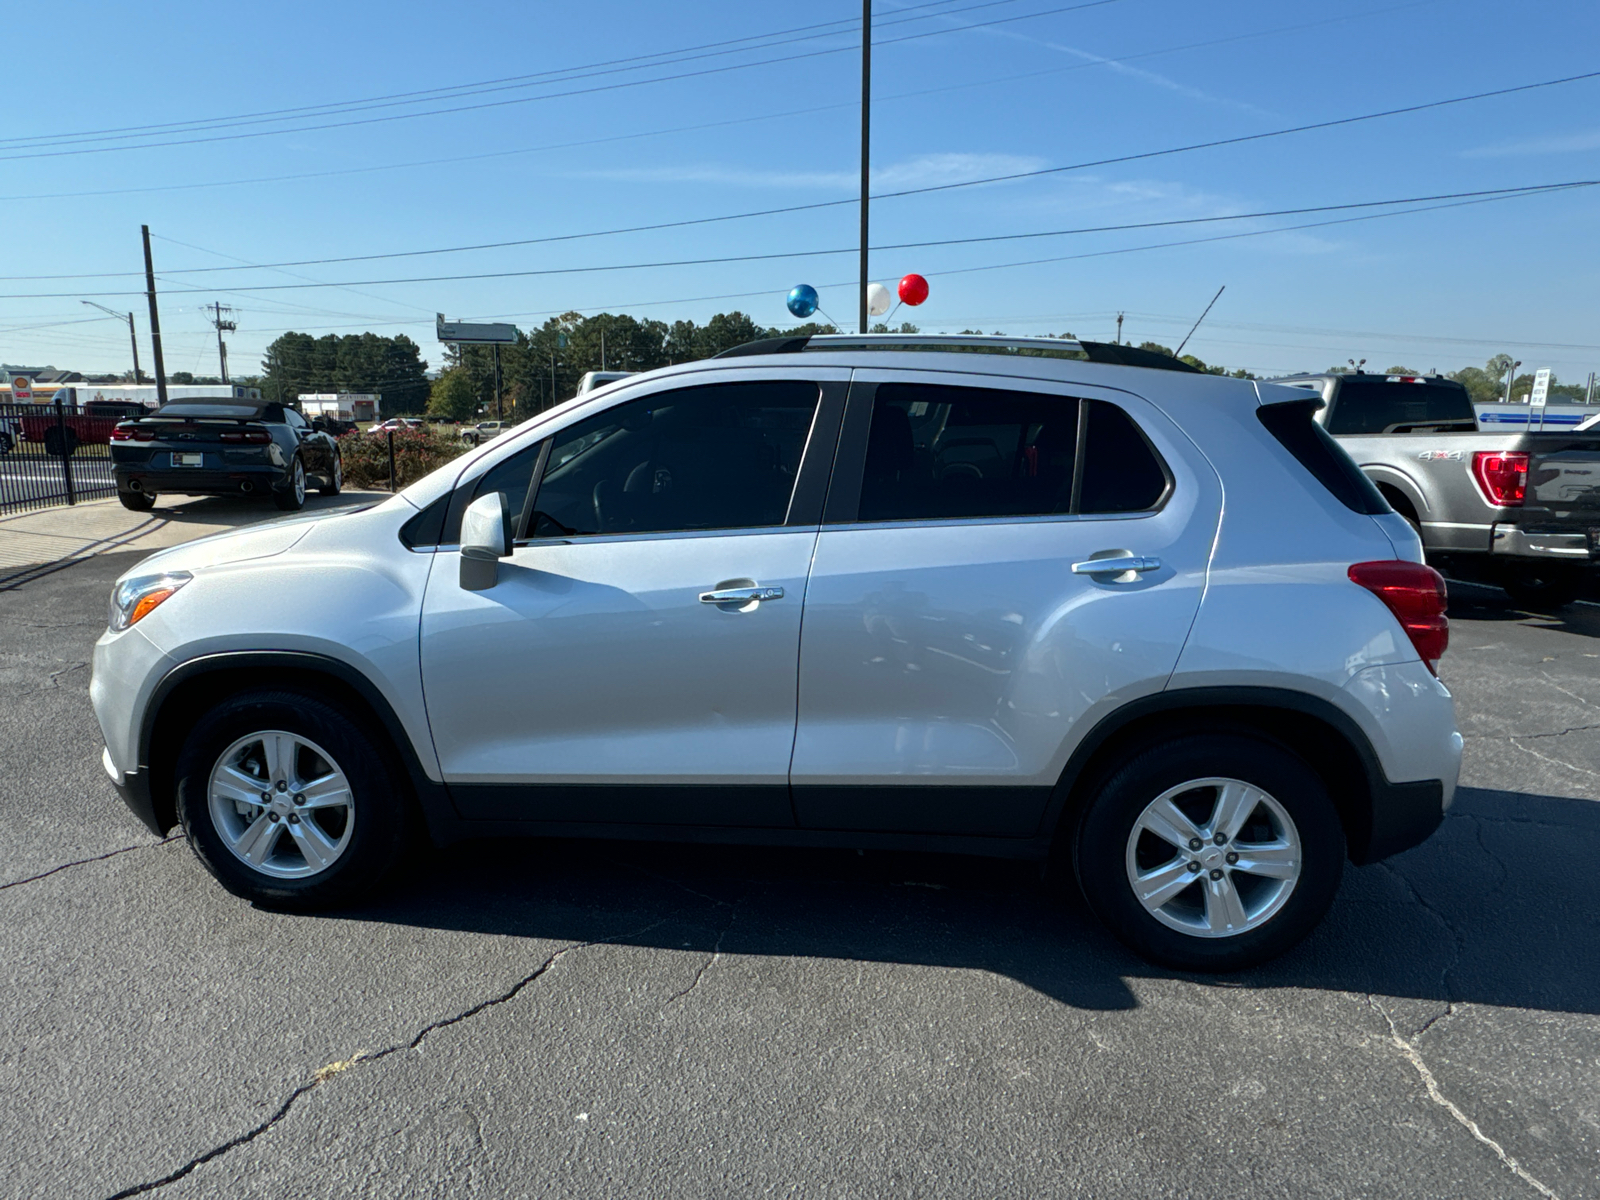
91, 336, 1462, 970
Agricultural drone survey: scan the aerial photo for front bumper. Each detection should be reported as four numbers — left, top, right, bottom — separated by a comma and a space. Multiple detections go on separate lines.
102, 747, 165, 836
1491, 523, 1599, 562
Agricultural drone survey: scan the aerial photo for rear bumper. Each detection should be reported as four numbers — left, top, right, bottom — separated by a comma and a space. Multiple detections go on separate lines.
115, 465, 285, 495
1491, 523, 1599, 562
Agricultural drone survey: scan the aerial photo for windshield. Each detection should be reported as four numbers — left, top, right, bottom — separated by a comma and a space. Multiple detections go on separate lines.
1327, 380, 1473, 434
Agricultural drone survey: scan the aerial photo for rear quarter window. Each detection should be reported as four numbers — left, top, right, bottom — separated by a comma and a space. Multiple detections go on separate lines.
1258, 399, 1390, 515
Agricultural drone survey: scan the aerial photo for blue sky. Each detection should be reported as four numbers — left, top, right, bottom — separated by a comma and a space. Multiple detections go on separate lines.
2, 0, 1596, 383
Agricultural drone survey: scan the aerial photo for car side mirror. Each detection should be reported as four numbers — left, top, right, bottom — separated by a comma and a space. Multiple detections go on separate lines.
459, 492, 512, 591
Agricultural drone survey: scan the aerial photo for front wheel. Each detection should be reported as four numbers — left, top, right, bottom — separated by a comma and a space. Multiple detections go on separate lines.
273, 456, 307, 511
1501, 564, 1581, 611
174, 689, 409, 908
1074, 734, 1345, 972
318, 451, 342, 496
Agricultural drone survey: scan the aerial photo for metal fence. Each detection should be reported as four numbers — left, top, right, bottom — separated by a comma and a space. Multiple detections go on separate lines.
0, 401, 120, 515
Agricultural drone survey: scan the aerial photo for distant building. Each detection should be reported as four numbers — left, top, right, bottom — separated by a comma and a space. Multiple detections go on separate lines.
299, 393, 379, 422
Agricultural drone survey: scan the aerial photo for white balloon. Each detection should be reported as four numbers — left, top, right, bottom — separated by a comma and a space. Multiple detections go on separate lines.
866, 282, 892, 316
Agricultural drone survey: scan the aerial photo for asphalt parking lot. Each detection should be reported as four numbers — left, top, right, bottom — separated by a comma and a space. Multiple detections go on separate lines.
1, 546, 1596, 1198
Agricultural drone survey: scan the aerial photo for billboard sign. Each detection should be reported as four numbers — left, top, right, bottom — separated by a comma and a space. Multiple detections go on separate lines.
436, 313, 519, 345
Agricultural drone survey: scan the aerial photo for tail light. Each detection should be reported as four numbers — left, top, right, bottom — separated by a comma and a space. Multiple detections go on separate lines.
220, 429, 271, 443
1348, 561, 1449, 673
1472, 451, 1527, 507
109, 426, 131, 441
110, 425, 156, 441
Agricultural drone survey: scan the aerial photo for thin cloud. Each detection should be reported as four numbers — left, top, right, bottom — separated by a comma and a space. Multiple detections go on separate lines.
1461, 129, 1600, 157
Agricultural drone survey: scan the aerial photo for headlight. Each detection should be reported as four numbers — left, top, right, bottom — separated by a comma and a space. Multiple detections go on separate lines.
109, 571, 191, 632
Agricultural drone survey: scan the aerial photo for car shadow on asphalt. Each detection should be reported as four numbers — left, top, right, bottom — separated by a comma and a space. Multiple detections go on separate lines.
1445, 584, 1600, 639
325, 782, 1600, 1017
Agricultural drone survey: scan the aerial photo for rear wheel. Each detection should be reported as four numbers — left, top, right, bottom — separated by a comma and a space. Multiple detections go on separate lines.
318, 451, 343, 496
174, 689, 408, 908
1074, 734, 1345, 972
118, 489, 156, 511
1501, 564, 1581, 611
273, 456, 307, 511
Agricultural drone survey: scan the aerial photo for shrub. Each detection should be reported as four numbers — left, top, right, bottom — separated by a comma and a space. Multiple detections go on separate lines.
339, 427, 471, 489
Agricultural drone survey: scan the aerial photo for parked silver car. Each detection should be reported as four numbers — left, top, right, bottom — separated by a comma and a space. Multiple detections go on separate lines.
91, 335, 1461, 970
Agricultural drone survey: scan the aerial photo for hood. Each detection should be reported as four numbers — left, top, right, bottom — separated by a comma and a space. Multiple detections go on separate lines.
126, 511, 338, 577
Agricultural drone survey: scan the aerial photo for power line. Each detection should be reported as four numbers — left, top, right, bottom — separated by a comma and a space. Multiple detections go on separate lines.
0, 180, 1587, 300
0, 0, 1018, 150
0, 1, 1451, 207
0, 1, 1123, 162
7, 63, 1595, 287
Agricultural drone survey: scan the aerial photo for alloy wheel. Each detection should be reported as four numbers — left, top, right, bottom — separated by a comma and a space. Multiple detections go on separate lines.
1123, 777, 1302, 939
207, 730, 355, 879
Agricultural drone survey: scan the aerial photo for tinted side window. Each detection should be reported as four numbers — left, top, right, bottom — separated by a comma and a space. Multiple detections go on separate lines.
440, 440, 546, 544
529, 381, 820, 537
858, 383, 1079, 522
285, 409, 308, 431
1258, 399, 1390, 515
1078, 399, 1169, 513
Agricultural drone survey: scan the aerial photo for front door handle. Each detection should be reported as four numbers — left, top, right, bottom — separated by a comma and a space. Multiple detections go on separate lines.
699, 585, 785, 604
1070, 554, 1161, 576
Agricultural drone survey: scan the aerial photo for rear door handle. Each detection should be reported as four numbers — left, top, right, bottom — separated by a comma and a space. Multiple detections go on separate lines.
699, 586, 785, 604
1071, 555, 1161, 576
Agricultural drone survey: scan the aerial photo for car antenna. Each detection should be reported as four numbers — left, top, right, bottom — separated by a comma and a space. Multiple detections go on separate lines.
1174, 285, 1225, 358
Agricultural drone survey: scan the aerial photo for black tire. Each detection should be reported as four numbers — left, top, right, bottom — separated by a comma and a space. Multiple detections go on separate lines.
318, 450, 342, 496
1501, 565, 1581, 611
174, 689, 409, 909
117, 490, 157, 511
273, 455, 307, 511
1074, 733, 1345, 972
0, 431, 13, 457
43, 426, 79, 456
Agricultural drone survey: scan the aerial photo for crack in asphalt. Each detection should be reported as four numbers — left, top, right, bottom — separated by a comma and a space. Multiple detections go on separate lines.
0, 837, 179, 893
102, 918, 669, 1199
1364, 996, 1561, 1200
46, 661, 88, 687
663, 900, 742, 1009
1374, 860, 1463, 1007
1412, 1001, 1457, 1039
1505, 737, 1600, 779
1463, 723, 1600, 741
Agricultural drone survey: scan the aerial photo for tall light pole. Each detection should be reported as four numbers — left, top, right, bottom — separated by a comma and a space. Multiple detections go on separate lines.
858, 0, 871, 334
1503, 358, 1522, 404
80, 300, 142, 383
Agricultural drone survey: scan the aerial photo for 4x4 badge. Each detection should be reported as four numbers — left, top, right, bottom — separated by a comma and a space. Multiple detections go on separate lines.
1417, 449, 1463, 461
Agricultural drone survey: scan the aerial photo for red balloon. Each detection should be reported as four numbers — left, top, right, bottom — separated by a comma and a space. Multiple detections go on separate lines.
898, 273, 929, 306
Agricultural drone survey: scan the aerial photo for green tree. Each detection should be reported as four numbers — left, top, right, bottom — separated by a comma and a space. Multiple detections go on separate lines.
260, 331, 429, 415
427, 369, 479, 421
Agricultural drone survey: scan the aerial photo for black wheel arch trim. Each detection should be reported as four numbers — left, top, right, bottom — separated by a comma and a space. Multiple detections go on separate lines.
1038, 685, 1444, 866
133, 650, 454, 840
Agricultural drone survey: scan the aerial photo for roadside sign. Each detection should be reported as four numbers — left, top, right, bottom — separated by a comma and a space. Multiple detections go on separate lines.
436, 313, 519, 345
1530, 368, 1551, 408
9, 376, 31, 403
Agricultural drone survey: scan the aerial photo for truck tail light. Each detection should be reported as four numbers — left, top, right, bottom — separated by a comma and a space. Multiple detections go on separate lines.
1472, 451, 1528, 507
1348, 560, 1449, 674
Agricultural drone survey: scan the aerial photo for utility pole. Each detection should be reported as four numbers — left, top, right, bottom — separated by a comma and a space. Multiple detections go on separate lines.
1115, 312, 1124, 344
492, 344, 503, 421
858, 0, 871, 335
81, 300, 142, 383
205, 301, 236, 384
600, 328, 607, 372
141, 225, 168, 406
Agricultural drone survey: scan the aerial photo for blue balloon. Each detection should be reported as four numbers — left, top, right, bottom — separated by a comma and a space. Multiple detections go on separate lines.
787, 284, 819, 319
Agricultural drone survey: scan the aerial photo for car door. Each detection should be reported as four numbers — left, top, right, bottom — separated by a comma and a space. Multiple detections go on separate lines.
283, 407, 327, 476
790, 369, 1222, 837
419, 368, 847, 827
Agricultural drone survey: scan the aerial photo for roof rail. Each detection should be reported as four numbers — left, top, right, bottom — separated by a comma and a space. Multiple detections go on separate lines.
714, 332, 1201, 373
